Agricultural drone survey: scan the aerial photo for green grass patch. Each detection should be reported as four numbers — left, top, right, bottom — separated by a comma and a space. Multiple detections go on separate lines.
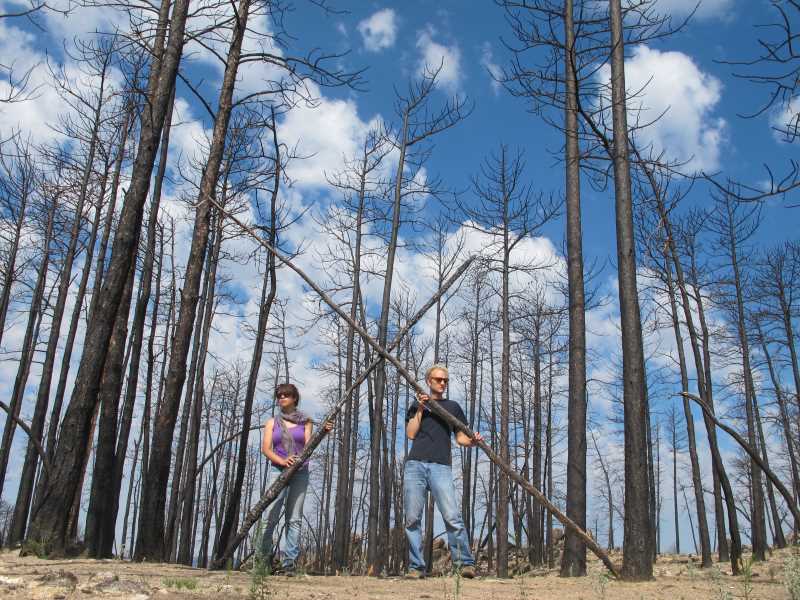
162, 576, 199, 591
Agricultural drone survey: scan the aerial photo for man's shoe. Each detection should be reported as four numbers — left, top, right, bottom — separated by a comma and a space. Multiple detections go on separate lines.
460, 565, 476, 579
283, 563, 296, 577
406, 569, 425, 579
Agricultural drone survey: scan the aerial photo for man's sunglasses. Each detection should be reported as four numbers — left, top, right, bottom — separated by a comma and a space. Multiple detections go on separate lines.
430, 377, 449, 384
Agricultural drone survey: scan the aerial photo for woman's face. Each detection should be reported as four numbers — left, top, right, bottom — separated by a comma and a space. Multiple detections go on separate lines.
277, 391, 297, 411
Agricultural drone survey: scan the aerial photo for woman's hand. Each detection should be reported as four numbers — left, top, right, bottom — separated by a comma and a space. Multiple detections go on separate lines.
472, 432, 483, 446
284, 455, 298, 467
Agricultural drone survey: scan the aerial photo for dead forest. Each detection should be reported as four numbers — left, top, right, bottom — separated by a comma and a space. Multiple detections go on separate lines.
0, 0, 798, 584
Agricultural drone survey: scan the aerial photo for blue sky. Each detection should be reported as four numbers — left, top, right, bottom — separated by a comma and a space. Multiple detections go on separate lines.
282, 0, 798, 252
1, 0, 798, 556
3, 0, 795, 254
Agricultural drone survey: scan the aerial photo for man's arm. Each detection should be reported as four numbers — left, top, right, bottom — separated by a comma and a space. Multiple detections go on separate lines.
452, 403, 482, 447
455, 430, 482, 447
406, 395, 427, 439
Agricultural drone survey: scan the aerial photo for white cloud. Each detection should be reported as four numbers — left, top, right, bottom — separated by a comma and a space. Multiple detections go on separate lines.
33, 1, 131, 42
0, 19, 125, 144
416, 26, 462, 92
650, 0, 735, 20
168, 96, 210, 168
0, 21, 58, 141
479, 42, 502, 95
771, 95, 799, 142
598, 45, 726, 172
357, 8, 397, 52
278, 83, 379, 188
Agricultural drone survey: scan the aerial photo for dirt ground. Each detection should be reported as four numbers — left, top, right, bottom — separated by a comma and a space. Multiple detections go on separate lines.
0, 547, 794, 600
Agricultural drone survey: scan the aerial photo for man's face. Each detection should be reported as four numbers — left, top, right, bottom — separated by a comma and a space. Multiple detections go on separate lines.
427, 369, 449, 396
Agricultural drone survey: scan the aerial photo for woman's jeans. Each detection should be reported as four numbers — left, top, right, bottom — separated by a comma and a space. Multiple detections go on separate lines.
258, 466, 309, 567
403, 459, 474, 572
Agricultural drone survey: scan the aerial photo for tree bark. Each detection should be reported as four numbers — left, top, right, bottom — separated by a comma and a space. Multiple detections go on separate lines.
717, 194, 768, 560
27, 0, 189, 554
662, 251, 711, 566
608, 0, 652, 580
560, 0, 587, 576
366, 109, 408, 575
84, 238, 138, 556
756, 321, 800, 503
135, 0, 250, 562
95, 91, 174, 558
10, 151, 112, 545
0, 200, 56, 504
178, 206, 224, 564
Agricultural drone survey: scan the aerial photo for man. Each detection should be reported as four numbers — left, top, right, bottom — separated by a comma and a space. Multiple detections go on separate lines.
404, 363, 482, 579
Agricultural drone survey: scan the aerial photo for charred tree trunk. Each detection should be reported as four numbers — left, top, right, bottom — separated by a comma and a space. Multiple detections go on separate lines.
756, 321, 800, 503
662, 251, 711, 566
0, 145, 33, 350
608, 0, 652, 579
561, 0, 587, 575
213, 143, 279, 562
84, 241, 138, 556
94, 92, 175, 558
0, 200, 56, 504
753, 385, 786, 548
28, 0, 189, 553
136, 0, 250, 562
716, 194, 767, 561
178, 205, 224, 563
637, 154, 740, 573
366, 110, 408, 575
10, 153, 112, 545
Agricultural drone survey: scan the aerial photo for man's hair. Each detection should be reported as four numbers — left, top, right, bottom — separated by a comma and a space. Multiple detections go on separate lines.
275, 383, 300, 405
425, 363, 449, 380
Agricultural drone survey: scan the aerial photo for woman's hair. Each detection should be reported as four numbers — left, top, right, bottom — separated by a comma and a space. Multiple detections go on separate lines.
425, 363, 449, 380
275, 383, 300, 405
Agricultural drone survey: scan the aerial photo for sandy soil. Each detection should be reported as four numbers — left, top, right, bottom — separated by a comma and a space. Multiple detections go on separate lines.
0, 547, 793, 600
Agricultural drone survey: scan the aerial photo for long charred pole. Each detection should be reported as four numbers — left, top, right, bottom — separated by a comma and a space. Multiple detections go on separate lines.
211, 234, 475, 567
210, 201, 621, 578
681, 391, 800, 530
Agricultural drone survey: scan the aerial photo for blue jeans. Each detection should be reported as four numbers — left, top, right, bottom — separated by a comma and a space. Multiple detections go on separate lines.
403, 459, 474, 572
258, 466, 309, 567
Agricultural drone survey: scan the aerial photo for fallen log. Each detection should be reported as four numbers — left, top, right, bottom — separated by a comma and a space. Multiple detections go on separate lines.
680, 391, 800, 531
210, 201, 621, 578
210, 234, 475, 567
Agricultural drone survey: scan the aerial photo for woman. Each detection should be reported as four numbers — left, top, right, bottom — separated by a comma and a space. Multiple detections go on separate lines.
259, 382, 331, 574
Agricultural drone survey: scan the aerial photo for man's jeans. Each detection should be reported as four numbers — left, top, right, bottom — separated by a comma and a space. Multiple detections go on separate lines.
258, 466, 309, 567
403, 459, 474, 572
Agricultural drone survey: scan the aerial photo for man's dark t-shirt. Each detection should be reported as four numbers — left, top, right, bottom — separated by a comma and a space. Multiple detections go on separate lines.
405, 398, 467, 466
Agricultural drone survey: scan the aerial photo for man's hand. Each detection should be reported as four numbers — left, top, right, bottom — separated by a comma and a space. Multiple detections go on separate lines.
416, 392, 429, 408
323, 418, 334, 432
472, 432, 483, 446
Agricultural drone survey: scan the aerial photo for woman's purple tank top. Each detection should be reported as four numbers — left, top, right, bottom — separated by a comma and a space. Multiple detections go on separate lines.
271, 419, 307, 468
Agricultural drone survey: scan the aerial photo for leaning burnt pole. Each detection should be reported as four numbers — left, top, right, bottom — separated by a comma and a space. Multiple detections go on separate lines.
209, 203, 621, 578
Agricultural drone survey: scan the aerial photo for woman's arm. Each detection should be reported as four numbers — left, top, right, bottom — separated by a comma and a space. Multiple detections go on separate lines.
261, 418, 286, 466
304, 420, 312, 444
